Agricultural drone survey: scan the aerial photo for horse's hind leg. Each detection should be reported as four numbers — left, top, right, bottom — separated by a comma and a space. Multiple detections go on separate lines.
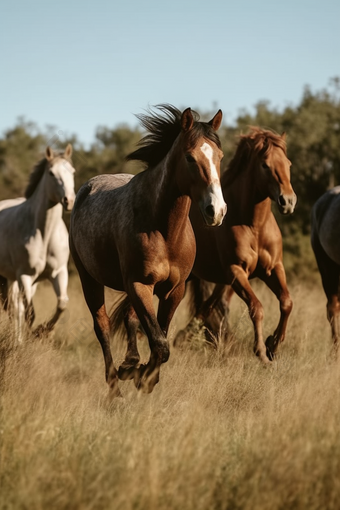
34, 266, 69, 336
261, 262, 293, 360
312, 227, 340, 351
118, 304, 141, 381
197, 283, 232, 344
174, 278, 226, 346
327, 293, 340, 351
71, 251, 121, 397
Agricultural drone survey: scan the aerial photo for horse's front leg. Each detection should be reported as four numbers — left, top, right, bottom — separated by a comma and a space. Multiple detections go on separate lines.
34, 265, 69, 337
128, 282, 171, 393
230, 265, 271, 365
15, 275, 34, 343
261, 262, 293, 360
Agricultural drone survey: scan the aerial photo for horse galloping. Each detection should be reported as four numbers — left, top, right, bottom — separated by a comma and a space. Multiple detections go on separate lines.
311, 187, 340, 350
0, 144, 75, 341
176, 127, 297, 363
69, 105, 226, 397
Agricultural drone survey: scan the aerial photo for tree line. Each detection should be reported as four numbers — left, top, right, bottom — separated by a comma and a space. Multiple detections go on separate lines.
1, 78, 340, 279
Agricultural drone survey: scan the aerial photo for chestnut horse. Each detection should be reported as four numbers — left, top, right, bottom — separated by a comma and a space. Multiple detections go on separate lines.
69, 105, 226, 397
176, 128, 297, 363
311, 187, 340, 350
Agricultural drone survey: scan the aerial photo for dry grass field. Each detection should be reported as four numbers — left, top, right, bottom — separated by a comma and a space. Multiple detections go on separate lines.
1, 272, 340, 510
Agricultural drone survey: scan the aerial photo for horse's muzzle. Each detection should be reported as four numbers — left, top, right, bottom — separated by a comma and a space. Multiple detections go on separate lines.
201, 202, 227, 226
277, 193, 297, 215
62, 195, 75, 212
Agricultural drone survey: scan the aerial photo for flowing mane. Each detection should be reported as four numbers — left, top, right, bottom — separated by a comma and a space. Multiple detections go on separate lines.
222, 127, 287, 187
127, 104, 222, 168
25, 157, 48, 198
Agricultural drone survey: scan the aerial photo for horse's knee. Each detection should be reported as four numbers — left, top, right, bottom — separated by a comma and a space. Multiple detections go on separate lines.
281, 293, 293, 316
57, 296, 69, 311
249, 300, 264, 323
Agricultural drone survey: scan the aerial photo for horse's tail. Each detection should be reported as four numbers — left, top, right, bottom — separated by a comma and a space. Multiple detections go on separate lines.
109, 293, 130, 342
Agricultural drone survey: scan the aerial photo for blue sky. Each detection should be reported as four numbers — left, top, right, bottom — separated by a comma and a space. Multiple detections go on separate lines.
1, 0, 339, 146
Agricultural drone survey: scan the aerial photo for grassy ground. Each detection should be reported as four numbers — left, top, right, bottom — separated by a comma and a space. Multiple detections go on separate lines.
1, 274, 339, 510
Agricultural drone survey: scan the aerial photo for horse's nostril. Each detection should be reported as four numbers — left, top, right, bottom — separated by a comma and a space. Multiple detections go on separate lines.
278, 195, 286, 207
205, 204, 215, 218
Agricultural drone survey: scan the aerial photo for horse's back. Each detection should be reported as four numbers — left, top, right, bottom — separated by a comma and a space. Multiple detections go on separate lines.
312, 186, 340, 266
0, 197, 26, 212
70, 173, 135, 289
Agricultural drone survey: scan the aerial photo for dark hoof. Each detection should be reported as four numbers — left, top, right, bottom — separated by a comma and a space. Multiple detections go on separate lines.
107, 380, 123, 400
118, 362, 138, 381
265, 335, 279, 361
33, 324, 53, 338
133, 364, 160, 394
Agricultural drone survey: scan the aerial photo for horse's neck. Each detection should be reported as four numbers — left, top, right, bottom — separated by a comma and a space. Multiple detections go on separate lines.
147, 152, 191, 235
225, 163, 271, 228
26, 177, 62, 240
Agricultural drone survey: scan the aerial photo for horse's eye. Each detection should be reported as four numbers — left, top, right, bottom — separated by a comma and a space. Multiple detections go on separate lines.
49, 170, 54, 176
185, 154, 196, 164
262, 162, 270, 170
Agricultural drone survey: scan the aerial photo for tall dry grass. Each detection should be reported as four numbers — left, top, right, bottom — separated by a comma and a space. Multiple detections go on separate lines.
0, 275, 339, 510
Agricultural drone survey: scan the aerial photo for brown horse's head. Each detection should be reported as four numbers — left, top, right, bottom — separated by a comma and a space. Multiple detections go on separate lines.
176, 108, 226, 226
248, 128, 297, 215
127, 105, 227, 226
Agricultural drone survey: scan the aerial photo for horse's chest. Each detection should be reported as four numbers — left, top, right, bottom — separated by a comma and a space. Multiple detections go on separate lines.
140, 231, 194, 286
24, 233, 47, 272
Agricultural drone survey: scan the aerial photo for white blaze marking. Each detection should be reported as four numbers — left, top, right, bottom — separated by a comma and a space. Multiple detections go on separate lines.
200, 142, 219, 183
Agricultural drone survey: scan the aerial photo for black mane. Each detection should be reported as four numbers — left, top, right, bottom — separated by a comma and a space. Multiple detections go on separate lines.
25, 150, 72, 198
127, 104, 221, 169
25, 157, 48, 198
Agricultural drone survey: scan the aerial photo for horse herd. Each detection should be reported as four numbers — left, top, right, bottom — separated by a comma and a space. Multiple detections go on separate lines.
0, 104, 338, 398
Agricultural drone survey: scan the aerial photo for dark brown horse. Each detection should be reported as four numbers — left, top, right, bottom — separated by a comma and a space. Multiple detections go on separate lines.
69, 105, 226, 397
311, 187, 340, 350
176, 127, 297, 363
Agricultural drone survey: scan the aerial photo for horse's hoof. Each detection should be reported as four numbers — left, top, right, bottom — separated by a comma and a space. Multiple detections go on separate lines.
33, 324, 53, 338
255, 349, 272, 366
133, 364, 159, 394
107, 381, 123, 400
118, 362, 138, 381
265, 335, 278, 361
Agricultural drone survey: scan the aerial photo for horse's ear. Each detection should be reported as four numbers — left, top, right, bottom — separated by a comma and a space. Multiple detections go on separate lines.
64, 143, 73, 158
45, 146, 54, 161
181, 108, 194, 132
281, 132, 286, 140
208, 109, 223, 131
